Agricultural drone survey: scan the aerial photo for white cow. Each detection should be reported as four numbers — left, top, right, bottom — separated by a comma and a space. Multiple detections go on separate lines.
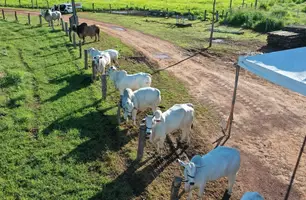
143, 103, 194, 153
41, 9, 61, 26
178, 146, 241, 200
122, 87, 161, 125
88, 47, 119, 65
241, 192, 264, 200
93, 53, 111, 77
107, 66, 152, 95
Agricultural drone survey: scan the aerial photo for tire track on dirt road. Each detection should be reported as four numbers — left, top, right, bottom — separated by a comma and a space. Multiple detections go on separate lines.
4, 9, 305, 199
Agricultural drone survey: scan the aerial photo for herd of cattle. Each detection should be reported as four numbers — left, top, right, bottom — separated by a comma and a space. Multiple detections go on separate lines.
39, 11, 265, 200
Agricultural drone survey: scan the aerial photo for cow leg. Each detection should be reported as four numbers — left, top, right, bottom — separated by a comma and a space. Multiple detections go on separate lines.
82, 36, 85, 44
132, 110, 137, 126
227, 173, 236, 195
198, 183, 206, 199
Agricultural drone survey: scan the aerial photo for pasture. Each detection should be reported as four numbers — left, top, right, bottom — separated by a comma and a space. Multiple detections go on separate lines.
0, 13, 233, 199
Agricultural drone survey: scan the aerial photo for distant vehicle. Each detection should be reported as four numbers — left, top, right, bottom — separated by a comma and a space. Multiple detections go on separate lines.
51, 3, 82, 14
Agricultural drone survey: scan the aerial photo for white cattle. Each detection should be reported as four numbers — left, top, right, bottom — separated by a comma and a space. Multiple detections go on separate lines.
93, 53, 111, 77
41, 9, 61, 26
178, 146, 241, 200
107, 66, 152, 95
143, 103, 194, 153
88, 48, 119, 65
122, 87, 161, 125
241, 192, 264, 200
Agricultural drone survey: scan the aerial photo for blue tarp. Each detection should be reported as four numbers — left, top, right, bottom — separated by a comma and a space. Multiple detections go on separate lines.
238, 47, 306, 96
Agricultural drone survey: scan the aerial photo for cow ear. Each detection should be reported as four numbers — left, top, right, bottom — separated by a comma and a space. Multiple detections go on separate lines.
178, 159, 187, 167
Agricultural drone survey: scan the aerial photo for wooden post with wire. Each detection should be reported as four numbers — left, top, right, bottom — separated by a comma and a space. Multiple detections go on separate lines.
204, 10, 207, 21
28, 13, 31, 25
170, 177, 183, 200
101, 74, 107, 100
84, 49, 88, 69
91, 60, 96, 82
222, 64, 241, 139
216, 10, 219, 22
73, 32, 76, 48
61, 18, 64, 31
1, 9, 4, 20
136, 123, 146, 161
15, 11, 18, 22
65, 22, 68, 36
39, 14, 42, 26
79, 41, 82, 58
255, 0, 258, 9
209, 0, 217, 47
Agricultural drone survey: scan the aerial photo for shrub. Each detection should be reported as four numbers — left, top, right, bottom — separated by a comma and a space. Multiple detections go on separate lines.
271, 9, 289, 17
259, 3, 270, 10
254, 18, 284, 32
224, 10, 265, 27
302, 6, 306, 13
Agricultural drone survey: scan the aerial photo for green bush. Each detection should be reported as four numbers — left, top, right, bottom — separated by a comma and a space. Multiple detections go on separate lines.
302, 6, 306, 13
225, 10, 265, 27
259, 3, 270, 10
254, 18, 284, 32
271, 9, 289, 17
293, 0, 306, 4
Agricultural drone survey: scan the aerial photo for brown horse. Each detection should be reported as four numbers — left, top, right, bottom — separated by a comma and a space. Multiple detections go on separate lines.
71, 23, 100, 44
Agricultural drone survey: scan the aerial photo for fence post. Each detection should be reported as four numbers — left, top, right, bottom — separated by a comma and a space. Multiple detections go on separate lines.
255, 0, 258, 9
61, 19, 64, 31
19, 0, 21, 7
117, 99, 121, 124
47, 0, 49, 8
109, 4, 112, 13
39, 14, 42, 26
15, 11, 18, 22
170, 177, 183, 200
92, 3, 95, 12
265, 19, 269, 32
209, 0, 217, 47
91, 60, 96, 81
136, 123, 146, 161
251, 3, 253, 8
230, 0, 233, 10
101, 74, 107, 100
2, 9, 5, 20
36, 0, 38, 8
65, 22, 68, 36
242, 0, 245, 7
73, 32, 76, 48
50, 19, 54, 31
31, 0, 34, 9
221, 10, 224, 18
28, 13, 31, 25
204, 10, 207, 21
4, 0, 6, 6
216, 11, 219, 22
84, 49, 88, 69
79, 41, 82, 58
69, 28, 72, 42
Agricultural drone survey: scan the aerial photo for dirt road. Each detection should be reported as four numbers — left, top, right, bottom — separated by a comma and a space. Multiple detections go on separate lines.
4, 9, 306, 199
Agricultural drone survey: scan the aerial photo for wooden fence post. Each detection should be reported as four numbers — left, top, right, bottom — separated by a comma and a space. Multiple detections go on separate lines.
221, 10, 224, 18
2, 9, 5, 20
209, 0, 217, 47
170, 177, 183, 200
91, 60, 96, 81
265, 19, 269, 32
73, 32, 76, 48
101, 74, 107, 100
204, 10, 207, 21
39, 14, 42, 26
242, 0, 245, 7
50, 19, 54, 31
46, 0, 49, 8
65, 22, 68, 36
92, 3, 95, 12
31, 0, 34, 9
230, 0, 233, 10
136, 123, 146, 161
28, 13, 31, 25
19, 0, 21, 7
117, 99, 121, 124
255, 0, 258, 9
69, 28, 72, 42
216, 11, 219, 22
61, 18, 64, 31
15, 11, 18, 22
4, 0, 6, 7
79, 41, 82, 58
84, 49, 88, 69
36, 0, 38, 8
109, 4, 112, 13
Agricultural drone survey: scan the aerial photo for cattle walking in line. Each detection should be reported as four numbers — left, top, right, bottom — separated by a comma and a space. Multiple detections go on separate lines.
40, 9, 62, 26
241, 192, 264, 200
107, 66, 152, 96
143, 103, 194, 154
178, 146, 241, 200
71, 23, 100, 44
121, 87, 161, 125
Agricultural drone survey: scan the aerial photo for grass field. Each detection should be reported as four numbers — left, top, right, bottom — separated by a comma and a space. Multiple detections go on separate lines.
0, 13, 226, 199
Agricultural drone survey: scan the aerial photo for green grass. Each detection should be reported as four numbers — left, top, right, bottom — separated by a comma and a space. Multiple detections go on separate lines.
0, 14, 220, 199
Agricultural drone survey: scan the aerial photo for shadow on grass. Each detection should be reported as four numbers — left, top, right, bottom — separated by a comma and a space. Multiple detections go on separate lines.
43, 73, 92, 103
89, 144, 187, 200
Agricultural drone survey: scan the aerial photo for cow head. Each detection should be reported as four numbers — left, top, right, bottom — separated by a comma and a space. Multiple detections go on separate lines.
106, 66, 117, 76
122, 98, 134, 120
142, 114, 154, 136
178, 159, 197, 192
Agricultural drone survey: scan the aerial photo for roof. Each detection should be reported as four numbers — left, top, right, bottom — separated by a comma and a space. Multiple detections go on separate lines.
238, 47, 306, 96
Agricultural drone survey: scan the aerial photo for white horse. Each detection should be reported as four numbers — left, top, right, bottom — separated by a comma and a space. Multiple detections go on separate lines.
41, 9, 61, 26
